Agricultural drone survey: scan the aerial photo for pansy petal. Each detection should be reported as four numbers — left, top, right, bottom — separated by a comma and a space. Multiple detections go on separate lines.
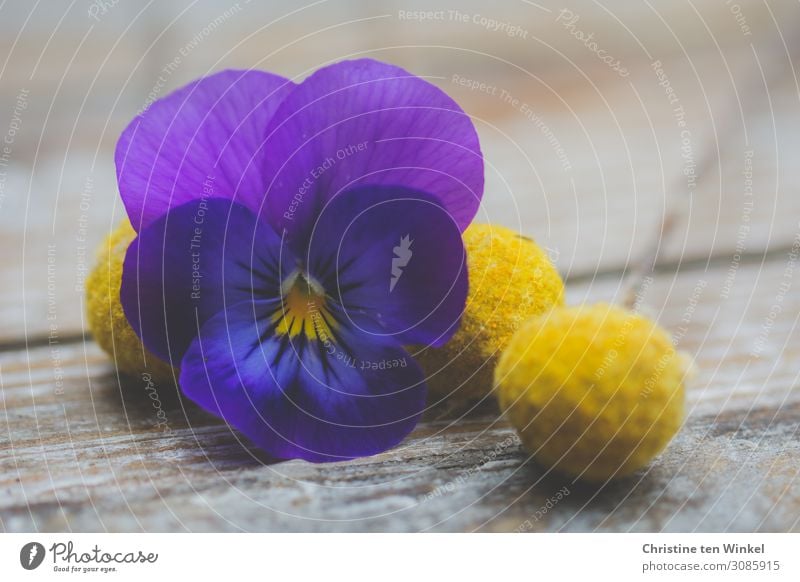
179, 301, 426, 462
121, 199, 293, 365
260, 59, 483, 245
116, 69, 294, 231
307, 185, 467, 347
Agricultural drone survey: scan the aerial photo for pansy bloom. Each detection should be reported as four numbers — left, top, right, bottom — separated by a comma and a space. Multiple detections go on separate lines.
117, 60, 483, 461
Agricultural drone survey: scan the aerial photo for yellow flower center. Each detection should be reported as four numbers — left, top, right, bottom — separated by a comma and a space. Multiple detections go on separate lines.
273, 271, 336, 342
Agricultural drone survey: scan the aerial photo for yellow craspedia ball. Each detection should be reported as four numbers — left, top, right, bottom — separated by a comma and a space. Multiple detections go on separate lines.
495, 303, 687, 482
417, 223, 565, 401
86, 219, 175, 384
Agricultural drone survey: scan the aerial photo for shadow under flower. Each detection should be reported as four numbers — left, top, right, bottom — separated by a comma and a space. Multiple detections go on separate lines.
109, 369, 282, 468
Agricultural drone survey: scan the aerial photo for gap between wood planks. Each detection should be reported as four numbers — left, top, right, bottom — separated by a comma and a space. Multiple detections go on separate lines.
3, 240, 794, 353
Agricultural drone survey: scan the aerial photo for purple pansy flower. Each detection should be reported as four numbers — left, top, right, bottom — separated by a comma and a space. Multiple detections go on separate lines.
117, 59, 483, 462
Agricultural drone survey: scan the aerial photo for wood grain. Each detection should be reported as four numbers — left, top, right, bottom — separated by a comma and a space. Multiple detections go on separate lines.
2, 255, 797, 532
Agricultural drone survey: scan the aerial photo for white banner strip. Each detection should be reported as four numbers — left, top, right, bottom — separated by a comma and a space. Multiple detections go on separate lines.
1, 533, 798, 581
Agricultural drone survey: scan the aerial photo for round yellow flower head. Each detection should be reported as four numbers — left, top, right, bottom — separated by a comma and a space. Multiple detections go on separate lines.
86, 220, 175, 384
416, 223, 565, 401
495, 303, 688, 482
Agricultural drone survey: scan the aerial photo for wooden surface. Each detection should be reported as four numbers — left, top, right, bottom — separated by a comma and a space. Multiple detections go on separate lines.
1, 1, 799, 532
2, 258, 799, 532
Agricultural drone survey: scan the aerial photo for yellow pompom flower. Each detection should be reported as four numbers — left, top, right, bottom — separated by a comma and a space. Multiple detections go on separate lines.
86, 220, 175, 384
495, 303, 688, 482
416, 223, 564, 401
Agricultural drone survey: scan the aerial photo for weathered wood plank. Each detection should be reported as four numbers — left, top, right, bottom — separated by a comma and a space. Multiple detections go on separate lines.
1, 255, 798, 532
3, 404, 797, 533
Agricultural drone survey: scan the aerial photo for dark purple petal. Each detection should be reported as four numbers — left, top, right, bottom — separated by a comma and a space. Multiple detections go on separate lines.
116, 69, 294, 231
307, 185, 468, 347
259, 59, 483, 246
179, 301, 426, 462
121, 199, 294, 365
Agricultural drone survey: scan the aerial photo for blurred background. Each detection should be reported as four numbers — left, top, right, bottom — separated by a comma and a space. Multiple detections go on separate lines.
1, 0, 798, 343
